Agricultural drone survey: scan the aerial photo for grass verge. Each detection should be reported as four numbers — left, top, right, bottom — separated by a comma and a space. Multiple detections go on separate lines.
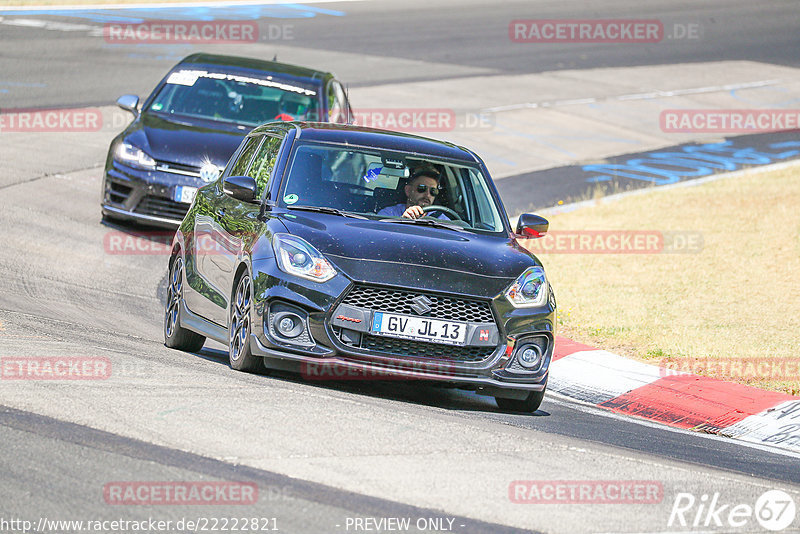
519, 164, 800, 395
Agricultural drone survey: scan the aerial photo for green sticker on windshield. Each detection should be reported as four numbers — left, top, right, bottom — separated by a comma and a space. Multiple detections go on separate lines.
284, 194, 299, 204
151, 103, 164, 111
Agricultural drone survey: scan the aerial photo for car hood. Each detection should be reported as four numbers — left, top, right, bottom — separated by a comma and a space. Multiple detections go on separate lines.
124, 112, 248, 168
277, 213, 539, 298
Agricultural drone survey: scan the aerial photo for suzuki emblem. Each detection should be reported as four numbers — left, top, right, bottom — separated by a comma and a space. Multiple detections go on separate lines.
410, 295, 433, 315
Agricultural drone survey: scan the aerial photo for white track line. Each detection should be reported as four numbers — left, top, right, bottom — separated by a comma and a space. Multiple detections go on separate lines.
483, 79, 782, 113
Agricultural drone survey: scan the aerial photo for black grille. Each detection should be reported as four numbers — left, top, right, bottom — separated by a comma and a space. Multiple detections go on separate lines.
156, 160, 202, 175
106, 181, 132, 205
352, 331, 496, 363
135, 195, 190, 221
341, 285, 494, 323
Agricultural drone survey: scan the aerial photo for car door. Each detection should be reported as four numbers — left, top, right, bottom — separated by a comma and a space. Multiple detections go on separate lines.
191, 134, 263, 325
205, 133, 284, 325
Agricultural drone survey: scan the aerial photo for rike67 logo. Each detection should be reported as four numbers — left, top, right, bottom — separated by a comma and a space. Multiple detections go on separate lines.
668, 490, 796, 531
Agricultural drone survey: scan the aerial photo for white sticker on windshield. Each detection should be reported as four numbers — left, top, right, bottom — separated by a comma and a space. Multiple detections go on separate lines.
166, 70, 204, 86
284, 194, 299, 204
164, 69, 316, 96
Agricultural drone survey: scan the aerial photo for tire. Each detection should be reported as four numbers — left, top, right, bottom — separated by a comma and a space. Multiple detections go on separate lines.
164, 256, 206, 352
495, 382, 547, 413
228, 271, 264, 372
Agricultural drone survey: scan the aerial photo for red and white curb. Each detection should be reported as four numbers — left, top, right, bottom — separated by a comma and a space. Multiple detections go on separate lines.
550, 336, 800, 453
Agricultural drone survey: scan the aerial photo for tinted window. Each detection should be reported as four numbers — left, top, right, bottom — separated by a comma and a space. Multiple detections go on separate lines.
249, 135, 282, 198
281, 142, 505, 232
148, 70, 321, 126
229, 136, 262, 178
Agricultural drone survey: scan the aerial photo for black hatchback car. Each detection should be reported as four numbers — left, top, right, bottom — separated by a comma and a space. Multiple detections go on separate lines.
102, 53, 353, 227
164, 122, 555, 412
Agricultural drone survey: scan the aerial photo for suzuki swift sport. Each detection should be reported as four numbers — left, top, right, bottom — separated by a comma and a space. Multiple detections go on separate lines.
164, 121, 555, 412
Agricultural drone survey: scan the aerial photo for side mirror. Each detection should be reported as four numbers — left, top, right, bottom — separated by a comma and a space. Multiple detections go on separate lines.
223, 175, 258, 203
516, 213, 549, 238
116, 94, 140, 115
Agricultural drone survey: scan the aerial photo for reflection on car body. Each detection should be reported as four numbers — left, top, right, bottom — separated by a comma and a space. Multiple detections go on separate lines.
164, 121, 555, 412
101, 53, 353, 228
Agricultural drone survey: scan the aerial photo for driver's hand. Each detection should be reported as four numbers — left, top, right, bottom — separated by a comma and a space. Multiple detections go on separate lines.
402, 206, 424, 219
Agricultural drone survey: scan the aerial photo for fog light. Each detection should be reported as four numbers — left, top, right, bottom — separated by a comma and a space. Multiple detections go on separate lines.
279, 317, 295, 333
517, 345, 542, 369
273, 312, 303, 339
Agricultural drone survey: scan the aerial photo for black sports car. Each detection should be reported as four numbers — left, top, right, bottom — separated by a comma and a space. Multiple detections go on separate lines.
164, 122, 555, 412
101, 53, 353, 227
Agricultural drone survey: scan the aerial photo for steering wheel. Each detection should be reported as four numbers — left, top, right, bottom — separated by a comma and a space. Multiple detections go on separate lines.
423, 205, 462, 220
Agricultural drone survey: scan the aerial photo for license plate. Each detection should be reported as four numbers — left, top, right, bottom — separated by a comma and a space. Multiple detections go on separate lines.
371, 312, 466, 346
174, 185, 198, 204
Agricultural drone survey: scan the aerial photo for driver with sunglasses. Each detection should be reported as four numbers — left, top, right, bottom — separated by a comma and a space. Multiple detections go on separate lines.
378, 166, 448, 219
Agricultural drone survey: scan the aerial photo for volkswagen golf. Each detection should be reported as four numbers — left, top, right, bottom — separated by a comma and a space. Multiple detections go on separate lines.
102, 53, 353, 227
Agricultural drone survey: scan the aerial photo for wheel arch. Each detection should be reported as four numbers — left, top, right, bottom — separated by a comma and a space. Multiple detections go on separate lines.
231, 260, 252, 300
169, 229, 187, 268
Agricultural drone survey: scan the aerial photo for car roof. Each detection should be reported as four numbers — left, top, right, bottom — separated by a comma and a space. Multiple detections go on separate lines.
177, 53, 333, 83
252, 122, 480, 163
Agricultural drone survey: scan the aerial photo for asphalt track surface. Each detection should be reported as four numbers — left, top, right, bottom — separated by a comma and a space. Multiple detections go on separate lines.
1, 1, 800, 533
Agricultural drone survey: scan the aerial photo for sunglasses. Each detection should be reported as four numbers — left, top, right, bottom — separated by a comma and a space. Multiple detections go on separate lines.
415, 184, 441, 196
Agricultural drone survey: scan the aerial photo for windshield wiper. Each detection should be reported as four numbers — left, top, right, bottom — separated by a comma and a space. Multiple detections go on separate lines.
287, 205, 368, 219
379, 218, 468, 232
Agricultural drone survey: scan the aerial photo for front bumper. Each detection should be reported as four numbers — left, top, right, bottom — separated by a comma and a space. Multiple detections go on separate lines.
246, 261, 555, 395
102, 160, 210, 228
252, 336, 550, 395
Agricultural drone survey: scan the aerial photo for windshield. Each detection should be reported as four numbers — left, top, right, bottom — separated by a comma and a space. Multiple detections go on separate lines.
280, 142, 507, 233
147, 69, 321, 126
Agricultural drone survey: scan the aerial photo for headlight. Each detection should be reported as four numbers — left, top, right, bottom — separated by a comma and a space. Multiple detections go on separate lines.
505, 266, 548, 308
273, 234, 336, 283
114, 142, 156, 170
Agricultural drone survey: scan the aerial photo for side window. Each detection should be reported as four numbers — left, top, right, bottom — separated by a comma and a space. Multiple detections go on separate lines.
229, 136, 262, 178
248, 135, 282, 198
328, 80, 348, 123
464, 168, 503, 231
